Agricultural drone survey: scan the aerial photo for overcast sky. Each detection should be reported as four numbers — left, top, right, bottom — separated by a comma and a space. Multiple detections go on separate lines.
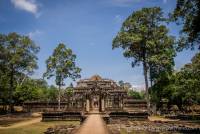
0, 0, 198, 89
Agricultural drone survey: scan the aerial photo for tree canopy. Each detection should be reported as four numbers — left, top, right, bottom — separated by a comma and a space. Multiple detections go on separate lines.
0, 32, 39, 112
171, 0, 200, 49
151, 52, 200, 110
113, 7, 176, 112
43, 43, 81, 110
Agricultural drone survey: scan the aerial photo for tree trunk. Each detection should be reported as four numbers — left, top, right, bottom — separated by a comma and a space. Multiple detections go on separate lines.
9, 65, 14, 113
143, 62, 150, 114
149, 66, 153, 87
58, 84, 61, 111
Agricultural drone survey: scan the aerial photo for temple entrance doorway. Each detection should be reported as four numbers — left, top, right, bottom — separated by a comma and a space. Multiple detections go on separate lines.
91, 95, 100, 112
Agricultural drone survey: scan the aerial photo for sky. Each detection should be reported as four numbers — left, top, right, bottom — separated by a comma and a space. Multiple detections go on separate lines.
0, 0, 198, 89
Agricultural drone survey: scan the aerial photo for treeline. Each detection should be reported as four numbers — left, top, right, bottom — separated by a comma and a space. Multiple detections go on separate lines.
118, 80, 145, 99
0, 33, 81, 112
151, 53, 200, 110
0, 0, 199, 113
113, 0, 200, 112
150, 0, 200, 111
0, 77, 58, 105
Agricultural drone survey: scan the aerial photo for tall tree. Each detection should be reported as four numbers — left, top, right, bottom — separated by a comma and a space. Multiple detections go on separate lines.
43, 43, 81, 110
176, 52, 200, 105
0, 33, 39, 112
171, 0, 200, 49
151, 53, 200, 110
112, 7, 175, 112
118, 80, 132, 91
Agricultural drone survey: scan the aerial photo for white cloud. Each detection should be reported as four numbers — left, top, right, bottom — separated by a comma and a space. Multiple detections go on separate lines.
132, 84, 145, 90
11, 0, 39, 15
28, 30, 43, 39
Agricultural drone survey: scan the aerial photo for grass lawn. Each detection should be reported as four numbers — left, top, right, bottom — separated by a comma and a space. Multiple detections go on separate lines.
0, 121, 79, 134
0, 117, 34, 127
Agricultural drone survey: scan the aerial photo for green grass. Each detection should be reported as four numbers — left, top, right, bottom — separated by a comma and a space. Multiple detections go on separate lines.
0, 121, 79, 134
0, 118, 33, 127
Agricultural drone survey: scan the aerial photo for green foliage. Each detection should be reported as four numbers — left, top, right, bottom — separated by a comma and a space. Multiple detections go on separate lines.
14, 78, 59, 103
43, 43, 81, 109
14, 80, 43, 103
47, 85, 58, 101
171, 0, 200, 49
151, 53, 200, 110
128, 90, 144, 99
14, 79, 46, 103
0, 33, 39, 74
113, 7, 175, 67
0, 32, 39, 111
65, 84, 74, 97
176, 53, 200, 104
118, 80, 124, 87
43, 43, 81, 86
118, 80, 132, 91
0, 70, 10, 104
118, 80, 144, 99
113, 7, 176, 110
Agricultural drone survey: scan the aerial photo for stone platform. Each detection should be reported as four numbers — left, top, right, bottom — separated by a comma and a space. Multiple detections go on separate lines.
42, 111, 83, 121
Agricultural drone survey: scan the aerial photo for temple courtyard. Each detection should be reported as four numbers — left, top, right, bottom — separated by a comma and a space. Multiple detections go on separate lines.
0, 112, 200, 134
0, 75, 200, 134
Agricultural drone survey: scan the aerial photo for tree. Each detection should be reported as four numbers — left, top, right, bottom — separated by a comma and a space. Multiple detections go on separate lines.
0, 33, 39, 112
118, 80, 124, 87
14, 78, 49, 103
47, 85, 58, 102
118, 80, 132, 91
150, 72, 177, 110
128, 90, 144, 99
0, 70, 10, 111
151, 53, 200, 110
43, 43, 81, 110
171, 0, 200, 49
113, 7, 175, 112
175, 52, 200, 105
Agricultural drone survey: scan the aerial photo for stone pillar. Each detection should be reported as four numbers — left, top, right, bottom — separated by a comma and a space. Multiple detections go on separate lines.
101, 98, 105, 112
105, 98, 107, 109
120, 99, 123, 109
86, 99, 90, 112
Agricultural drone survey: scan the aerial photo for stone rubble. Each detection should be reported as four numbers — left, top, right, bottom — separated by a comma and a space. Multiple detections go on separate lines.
107, 120, 200, 134
44, 124, 79, 134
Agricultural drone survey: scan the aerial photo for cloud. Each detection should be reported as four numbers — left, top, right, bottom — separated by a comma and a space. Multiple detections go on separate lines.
28, 30, 43, 39
11, 0, 39, 15
132, 84, 145, 91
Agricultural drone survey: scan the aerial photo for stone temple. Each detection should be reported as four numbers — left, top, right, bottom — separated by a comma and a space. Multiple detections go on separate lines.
73, 75, 127, 112
24, 75, 148, 121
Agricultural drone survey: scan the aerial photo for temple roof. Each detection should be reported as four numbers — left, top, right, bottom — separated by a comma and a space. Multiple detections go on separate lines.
90, 75, 102, 81
75, 75, 119, 89
78, 75, 114, 82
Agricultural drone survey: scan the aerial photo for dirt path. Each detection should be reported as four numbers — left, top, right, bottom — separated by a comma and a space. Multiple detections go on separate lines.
0, 117, 41, 129
75, 114, 110, 134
